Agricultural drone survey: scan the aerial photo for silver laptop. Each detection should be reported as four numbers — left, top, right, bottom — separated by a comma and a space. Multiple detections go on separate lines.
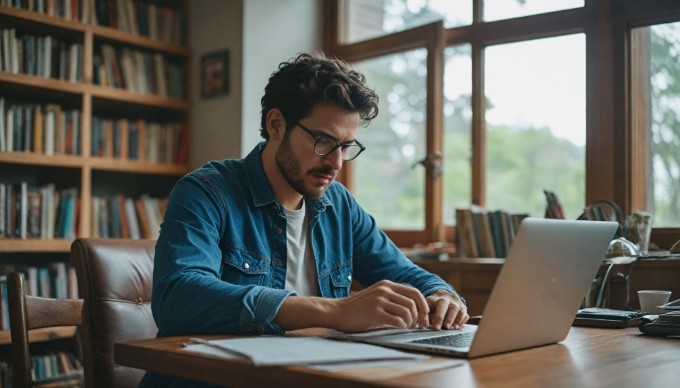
328, 218, 618, 358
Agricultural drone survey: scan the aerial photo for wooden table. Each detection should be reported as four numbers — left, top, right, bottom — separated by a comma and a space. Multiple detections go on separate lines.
114, 327, 680, 387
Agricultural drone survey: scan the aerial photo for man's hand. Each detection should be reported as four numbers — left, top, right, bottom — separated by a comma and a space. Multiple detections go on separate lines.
274, 281, 468, 333
331, 280, 430, 333
425, 290, 468, 330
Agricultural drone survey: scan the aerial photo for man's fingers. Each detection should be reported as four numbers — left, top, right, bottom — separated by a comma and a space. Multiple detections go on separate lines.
378, 287, 422, 328
388, 282, 430, 314
454, 304, 470, 328
381, 301, 416, 327
374, 281, 429, 325
429, 298, 449, 329
427, 294, 469, 330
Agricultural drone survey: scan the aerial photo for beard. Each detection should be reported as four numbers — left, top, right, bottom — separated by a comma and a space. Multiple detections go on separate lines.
275, 133, 337, 199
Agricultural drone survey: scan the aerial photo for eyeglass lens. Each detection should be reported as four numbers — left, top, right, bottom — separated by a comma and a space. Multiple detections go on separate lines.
315, 137, 362, 160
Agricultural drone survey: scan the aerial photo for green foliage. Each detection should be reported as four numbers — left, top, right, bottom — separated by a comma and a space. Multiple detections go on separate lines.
649, 23, 680, 225
352, 1, 680, 229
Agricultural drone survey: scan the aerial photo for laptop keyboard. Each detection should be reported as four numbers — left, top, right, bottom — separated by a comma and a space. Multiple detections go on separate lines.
409, 331, 475, 348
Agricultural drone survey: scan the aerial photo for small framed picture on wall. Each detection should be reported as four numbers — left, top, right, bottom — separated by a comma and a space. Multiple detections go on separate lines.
201, 50, 229, 98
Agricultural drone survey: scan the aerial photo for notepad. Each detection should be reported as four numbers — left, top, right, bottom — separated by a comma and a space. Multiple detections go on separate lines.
182, 336, 428, 366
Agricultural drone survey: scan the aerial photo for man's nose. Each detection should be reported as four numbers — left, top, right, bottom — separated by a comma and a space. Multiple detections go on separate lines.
324, 147, 345, 171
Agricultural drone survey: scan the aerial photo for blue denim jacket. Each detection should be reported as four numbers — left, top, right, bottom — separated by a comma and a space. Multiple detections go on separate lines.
140, 142, 459, 387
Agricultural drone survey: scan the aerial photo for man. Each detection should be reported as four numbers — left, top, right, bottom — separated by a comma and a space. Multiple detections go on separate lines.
140, 52, 468, 387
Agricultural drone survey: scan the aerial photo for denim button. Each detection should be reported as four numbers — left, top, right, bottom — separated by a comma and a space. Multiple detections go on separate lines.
243, 262, 250, 270
275, 227, 283, 235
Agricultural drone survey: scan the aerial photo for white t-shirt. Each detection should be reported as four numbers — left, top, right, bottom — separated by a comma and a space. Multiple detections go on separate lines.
283, 201, 320, 296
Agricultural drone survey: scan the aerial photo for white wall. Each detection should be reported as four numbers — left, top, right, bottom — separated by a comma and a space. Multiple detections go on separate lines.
189, 0, 323, 167
241, 0, 323, 156
189, 0, 244, 168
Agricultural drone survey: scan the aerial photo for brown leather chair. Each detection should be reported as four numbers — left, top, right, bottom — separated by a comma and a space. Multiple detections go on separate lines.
7, 271, 84, 387
70, 238, 157, 388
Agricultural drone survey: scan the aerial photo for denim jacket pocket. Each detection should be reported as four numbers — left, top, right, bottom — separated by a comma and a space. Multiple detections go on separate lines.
327, 264, 353, 298
223, 247, 269, 286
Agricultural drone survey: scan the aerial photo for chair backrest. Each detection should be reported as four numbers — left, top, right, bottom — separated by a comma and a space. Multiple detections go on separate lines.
70, 238, 157, 388
7, 271, 83, 387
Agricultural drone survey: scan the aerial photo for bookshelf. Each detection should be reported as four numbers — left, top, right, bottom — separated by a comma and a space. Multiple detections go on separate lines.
0, 1, 191, 382
0, 0, 191, 254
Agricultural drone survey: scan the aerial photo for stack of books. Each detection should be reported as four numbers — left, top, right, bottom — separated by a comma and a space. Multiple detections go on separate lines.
0, 182, 78, 240
455, 207, 529, 258
91, 194, 167, 240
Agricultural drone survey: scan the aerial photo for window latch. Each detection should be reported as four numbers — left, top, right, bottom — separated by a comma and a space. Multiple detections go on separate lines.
411, 151, 443, 180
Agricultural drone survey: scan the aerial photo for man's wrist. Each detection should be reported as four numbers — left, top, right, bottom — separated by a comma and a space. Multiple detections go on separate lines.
274, 295, 342, 331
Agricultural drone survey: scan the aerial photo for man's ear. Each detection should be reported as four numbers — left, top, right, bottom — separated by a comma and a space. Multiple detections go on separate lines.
265, 109, 286, 141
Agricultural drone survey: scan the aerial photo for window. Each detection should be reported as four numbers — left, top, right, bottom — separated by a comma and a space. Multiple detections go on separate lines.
353, 50, 428, 229
343, 0, 471, 44
443, 45, 472, 225
483, 0, 583, 22
484, 35, 585, 219
328, 0, 680, 248
632, 21, 680, 227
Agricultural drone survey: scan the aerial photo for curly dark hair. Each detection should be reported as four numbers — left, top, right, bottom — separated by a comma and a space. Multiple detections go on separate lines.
259, 52, 379, 140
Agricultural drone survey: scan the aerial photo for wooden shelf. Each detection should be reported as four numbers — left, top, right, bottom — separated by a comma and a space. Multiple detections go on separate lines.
0, 239, 73, 253
0, 71, 190, 111
0, 72, 86, 96
88, 84, 190, 110
0, 4, 87, 32
88, 157, 190, 175
91, 24, 190, 56
0, 152, 85, 168
0, 326, 78, 345
0, 152, 189, 175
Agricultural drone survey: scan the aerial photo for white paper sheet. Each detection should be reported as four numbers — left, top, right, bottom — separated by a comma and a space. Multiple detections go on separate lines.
182, 336, 427, 366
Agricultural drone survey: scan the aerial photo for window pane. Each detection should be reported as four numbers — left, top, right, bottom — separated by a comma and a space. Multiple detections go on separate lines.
344, 0, 472, 44
485, 34, 585, 218
632, 22, 680, 226
353, 50, 427, 229
484, 0, 583, 22
443, 45, 472, 225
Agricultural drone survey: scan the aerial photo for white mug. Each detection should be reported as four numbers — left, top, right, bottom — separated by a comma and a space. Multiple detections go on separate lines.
638, 290, 671, 313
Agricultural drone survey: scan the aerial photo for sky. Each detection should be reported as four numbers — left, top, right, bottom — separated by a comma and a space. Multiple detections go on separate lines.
483, 34, 586, 146
435, 0, 587, 147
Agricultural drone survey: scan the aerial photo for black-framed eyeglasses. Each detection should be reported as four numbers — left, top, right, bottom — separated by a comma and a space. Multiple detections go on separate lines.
289, 119, 366, 161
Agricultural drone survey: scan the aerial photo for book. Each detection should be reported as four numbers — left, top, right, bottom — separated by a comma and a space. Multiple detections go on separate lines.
0, 183, 5, 237
19, 182, 28, 239
34, 105, 44, 153
125, 197, 141, 239
5, 103, 13, 152
144, 196, 162, 238
119, 119, 129, 160
454, 207, 528, 258
0, 97, 5, 152
71, 110, 80, 155
455, 208, 477, 258
116, 195, 129, 239
27, 189, 41, 238
134, 197, 150, 238
109, 195, 120, 238
489, 210, 506, 258
0, 275, 8, 330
